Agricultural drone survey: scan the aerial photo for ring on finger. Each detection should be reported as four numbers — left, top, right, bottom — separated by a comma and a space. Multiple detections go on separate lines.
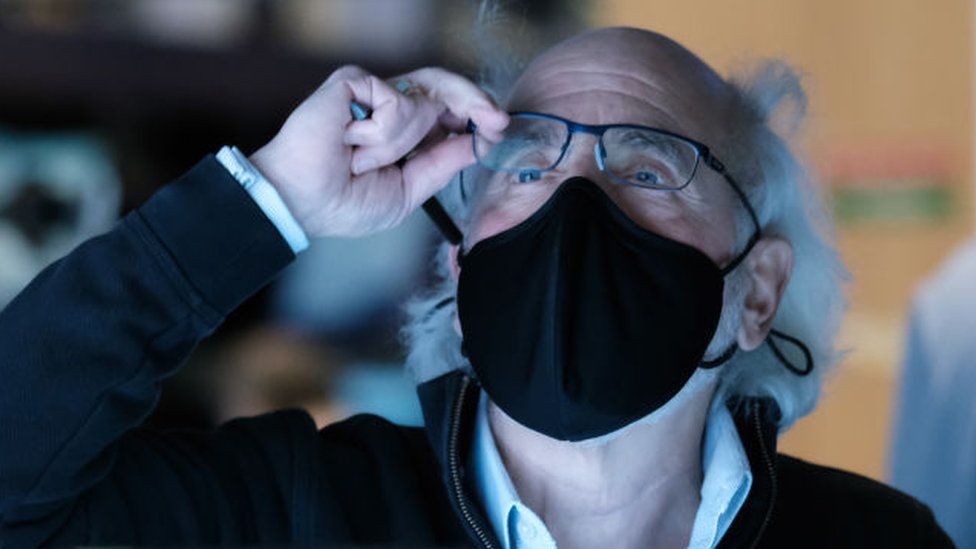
394, 79, 423, 97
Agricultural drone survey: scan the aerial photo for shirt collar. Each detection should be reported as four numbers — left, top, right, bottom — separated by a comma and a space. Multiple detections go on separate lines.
688, 400, 754, 548
471, 391, 518, 547
470, 391, 752, 549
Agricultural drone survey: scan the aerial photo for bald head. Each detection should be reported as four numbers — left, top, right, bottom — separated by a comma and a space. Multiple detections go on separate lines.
508, 27, 734, 141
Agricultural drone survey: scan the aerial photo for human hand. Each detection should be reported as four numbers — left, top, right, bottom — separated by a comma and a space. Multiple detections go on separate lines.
250, 66, 509, 238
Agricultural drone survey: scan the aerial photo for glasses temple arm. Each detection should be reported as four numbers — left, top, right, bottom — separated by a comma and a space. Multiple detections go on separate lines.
706, 156, 763, 275
422, 197, 464, 245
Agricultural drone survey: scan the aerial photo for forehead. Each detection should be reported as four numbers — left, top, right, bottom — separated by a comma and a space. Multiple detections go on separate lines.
506, 28, 731, 144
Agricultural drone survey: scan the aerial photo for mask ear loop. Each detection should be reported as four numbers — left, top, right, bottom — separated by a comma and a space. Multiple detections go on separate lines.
698, 156, 814, 377
422, 296, 456, 323
700, 342, 738, 368
767, 329, 814, 376
699, 330, 815, 377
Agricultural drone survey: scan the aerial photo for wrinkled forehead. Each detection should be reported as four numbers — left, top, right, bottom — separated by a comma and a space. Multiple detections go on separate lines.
507, 28, 732, 142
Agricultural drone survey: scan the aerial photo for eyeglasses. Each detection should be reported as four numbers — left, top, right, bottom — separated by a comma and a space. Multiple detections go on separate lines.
469, 111, 763, 273
472, 111, 719, 189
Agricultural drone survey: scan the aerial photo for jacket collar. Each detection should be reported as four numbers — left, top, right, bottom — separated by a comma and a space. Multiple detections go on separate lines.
416, 370, 782, 549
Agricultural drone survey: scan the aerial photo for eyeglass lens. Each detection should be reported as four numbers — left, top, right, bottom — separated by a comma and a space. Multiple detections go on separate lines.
473, 114, 701, 189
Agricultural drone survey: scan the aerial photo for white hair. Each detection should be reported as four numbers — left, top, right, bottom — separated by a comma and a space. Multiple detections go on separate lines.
403, 17, 847, 431
710, 60, 848, 429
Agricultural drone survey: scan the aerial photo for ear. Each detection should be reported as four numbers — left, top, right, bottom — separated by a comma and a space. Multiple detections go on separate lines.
737, 237, 793, 351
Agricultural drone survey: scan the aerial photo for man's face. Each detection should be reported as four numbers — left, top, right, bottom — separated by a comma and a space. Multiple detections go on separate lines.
467, 28, 741, 267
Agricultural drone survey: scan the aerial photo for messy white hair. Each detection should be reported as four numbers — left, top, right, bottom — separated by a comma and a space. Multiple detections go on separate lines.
403, 11, 847, 430
710, 61, 848, 429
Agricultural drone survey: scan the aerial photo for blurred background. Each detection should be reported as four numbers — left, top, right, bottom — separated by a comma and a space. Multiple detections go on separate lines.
0, 0, 972, 540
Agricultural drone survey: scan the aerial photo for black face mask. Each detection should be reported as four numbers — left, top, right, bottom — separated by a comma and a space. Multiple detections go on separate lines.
457, 177, 765, 441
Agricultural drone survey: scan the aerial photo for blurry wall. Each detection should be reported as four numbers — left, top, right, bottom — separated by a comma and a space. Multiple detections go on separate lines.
595, 0, 975, 480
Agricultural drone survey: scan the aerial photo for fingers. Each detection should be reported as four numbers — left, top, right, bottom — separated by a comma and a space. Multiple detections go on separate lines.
346, 133, 474, 226
403, 67, 509, 137
438, 110, 468, 133
343, 67, 508, 173
341, 75, 437, 173
317, 64, 371, 122
400, 134, 476, 210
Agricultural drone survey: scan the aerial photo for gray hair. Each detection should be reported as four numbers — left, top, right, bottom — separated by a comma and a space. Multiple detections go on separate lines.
711, 60, 848, 429
403, 17, 847, 431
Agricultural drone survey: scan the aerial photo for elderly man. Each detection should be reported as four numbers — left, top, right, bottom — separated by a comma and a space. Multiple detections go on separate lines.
0, 27, 951, 548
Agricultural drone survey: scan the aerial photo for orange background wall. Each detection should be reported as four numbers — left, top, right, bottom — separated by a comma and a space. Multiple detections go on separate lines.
594, 0, 974, 480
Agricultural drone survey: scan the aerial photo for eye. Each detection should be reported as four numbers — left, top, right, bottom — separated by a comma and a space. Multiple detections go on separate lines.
518, 169, 542, 183
634, 170, 663, 185
626, 165, 678, 188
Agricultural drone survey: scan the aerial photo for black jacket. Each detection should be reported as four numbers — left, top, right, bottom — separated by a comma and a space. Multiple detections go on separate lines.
0, 157, 953, 548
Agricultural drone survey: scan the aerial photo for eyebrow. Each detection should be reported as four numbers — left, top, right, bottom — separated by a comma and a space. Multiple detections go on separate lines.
609, 128, 687, 160
507, 122, 565, 145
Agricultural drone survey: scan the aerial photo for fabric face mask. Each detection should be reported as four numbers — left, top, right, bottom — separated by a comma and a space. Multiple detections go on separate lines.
456, 177, 750, 441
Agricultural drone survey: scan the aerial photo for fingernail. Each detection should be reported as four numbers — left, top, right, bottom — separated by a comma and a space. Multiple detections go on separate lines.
353, 157, 377, 174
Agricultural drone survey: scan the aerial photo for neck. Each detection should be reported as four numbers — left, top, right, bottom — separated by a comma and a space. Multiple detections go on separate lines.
488, 373, 718, 549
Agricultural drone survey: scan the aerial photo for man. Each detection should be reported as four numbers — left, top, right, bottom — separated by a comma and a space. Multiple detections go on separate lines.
890, 237, 976, 547
0, 26, 951, 548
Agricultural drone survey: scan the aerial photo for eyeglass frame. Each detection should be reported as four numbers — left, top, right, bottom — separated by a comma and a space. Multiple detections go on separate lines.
467, 111, 763, 274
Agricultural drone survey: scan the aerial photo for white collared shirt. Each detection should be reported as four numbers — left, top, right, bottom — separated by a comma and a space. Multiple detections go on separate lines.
470, 393, 753, 549
216, 146, 309, 254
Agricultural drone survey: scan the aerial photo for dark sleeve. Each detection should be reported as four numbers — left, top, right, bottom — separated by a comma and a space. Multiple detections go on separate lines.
914, 501, 956, 548
0, 156, 302, 545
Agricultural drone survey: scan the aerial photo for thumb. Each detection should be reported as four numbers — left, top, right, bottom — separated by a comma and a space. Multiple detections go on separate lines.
400, 134, 476, 211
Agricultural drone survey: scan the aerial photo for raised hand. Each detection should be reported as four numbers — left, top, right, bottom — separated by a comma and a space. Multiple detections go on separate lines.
250, 66, 509, 238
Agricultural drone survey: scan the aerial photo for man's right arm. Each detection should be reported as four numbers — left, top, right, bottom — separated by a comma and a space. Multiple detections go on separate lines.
0, 65, 506, 545
0, 156, 297, 542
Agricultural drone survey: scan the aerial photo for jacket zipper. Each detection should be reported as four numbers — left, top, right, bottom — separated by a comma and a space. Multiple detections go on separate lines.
448, 375, 496, 549
748, 404, 777, 549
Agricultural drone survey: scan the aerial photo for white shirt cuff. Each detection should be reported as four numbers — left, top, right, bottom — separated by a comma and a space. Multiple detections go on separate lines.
215, 145, 309, 254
